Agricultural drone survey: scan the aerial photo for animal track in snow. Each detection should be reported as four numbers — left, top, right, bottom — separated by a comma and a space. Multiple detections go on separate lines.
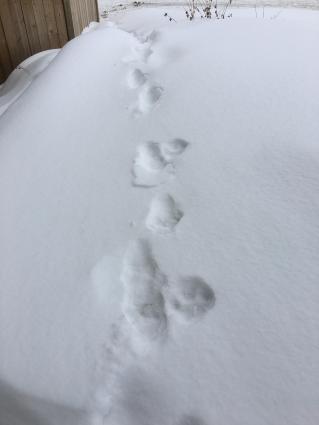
135, 141, 167, 172
132, 139, 189, 187
132, 141, 172, 187
137, 84, 163, 114
146, 193, 183, 235
137, 29, 160, 44
134, 43, 153, 63
161, 138, 189, 160
127, 68, 147, 89
121, 239, 167, 341
124, 41, 153, 64
167, 276, 215, 323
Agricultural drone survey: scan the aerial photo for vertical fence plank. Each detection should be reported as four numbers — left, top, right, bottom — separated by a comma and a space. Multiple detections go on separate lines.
53, 0, 68, 46
0, 15, 12, 81
10, 0, 31, 60
0, 62, 5, 83
62, 0, 74, 40
78, 0, 86, 34
88, 0, 99, 22
31, 0, 50, 50
20, 0, 41, 54
69, 0, 80, 37
67, 0, 98, 37
42, 0, 60, 48
0, 0, 30, 67
83, 0, 90, 27
95, 0, 99, 20
94, 0, 99, 21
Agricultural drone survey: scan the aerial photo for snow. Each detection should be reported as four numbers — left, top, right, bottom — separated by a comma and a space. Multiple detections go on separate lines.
1, 5, 319, 425
0, 50, 59, 117
132, 139, 188, 186
127, 68, 147, 88
145, 193, 184, 234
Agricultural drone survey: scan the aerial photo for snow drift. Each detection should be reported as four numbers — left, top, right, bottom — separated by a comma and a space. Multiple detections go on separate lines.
0, 6, 319, 425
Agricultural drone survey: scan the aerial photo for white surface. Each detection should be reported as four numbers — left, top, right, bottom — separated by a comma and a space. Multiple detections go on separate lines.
0, 6, 319, 425
0, 50, 59, 117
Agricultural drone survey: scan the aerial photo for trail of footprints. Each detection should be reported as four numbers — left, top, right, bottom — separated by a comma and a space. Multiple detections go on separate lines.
91, 29, 215, 424
125, 30, 163, 116
120, 32, 216, 342
121, 33, 215, 342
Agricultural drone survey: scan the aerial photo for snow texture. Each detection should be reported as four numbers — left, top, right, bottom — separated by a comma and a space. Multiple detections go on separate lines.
121, 239, 168, 341
0, 50, 59, 117
0, 5, 319, 425
132, 139, 188, 186
146, 193, 183, 234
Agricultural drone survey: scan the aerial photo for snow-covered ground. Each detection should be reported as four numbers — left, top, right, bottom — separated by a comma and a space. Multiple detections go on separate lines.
0, 50, 59, 117
1, 6, 319, 425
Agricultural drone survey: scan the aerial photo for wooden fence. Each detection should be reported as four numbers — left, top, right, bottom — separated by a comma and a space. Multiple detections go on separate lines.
0, 0, 99, 83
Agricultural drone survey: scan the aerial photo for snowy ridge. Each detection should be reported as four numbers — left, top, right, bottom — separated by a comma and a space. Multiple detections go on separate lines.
0, 49, 59, 117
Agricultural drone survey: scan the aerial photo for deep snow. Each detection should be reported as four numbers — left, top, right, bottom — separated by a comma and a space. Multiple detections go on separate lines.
0, 6, 319, 425
0, 50, 59, 117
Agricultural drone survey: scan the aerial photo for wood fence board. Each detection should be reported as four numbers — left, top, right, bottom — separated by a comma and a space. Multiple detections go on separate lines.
72, 0, 99, 35
62, 0, 74, 39
83, 0, 90, 26
0, 15, 12, 79
90, 0, 99, 22
69, 0, 81, 37
53, 0, 68, 46
77, 0, 86, 34
31, 0, 50, 50
0, 0, 30, 67
20, 0, 41, 54
88, 0, 98, 22
0, 63, 4, 83
0, 2, 18, 67
10, 0, 31, 62
42, 0, 60, 48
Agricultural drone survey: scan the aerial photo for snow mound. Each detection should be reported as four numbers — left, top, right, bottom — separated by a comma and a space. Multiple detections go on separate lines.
0, 49, 59, 116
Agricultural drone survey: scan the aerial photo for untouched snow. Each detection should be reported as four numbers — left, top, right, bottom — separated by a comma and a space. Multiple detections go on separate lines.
0, 50, 59, 117
1, 6, 319, 425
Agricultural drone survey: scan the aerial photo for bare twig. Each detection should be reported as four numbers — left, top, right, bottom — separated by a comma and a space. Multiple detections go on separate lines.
164, 12, 177, 22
